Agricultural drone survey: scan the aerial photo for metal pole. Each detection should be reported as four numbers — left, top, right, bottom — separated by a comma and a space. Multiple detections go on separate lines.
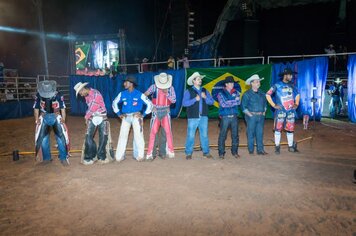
34, 0, 49, 78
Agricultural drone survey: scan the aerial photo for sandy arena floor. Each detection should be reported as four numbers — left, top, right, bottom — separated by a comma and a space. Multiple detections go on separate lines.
0, 116, 355, 235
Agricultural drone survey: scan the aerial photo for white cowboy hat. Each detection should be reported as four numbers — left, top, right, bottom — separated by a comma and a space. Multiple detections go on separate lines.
38, 80, 57, 98
187, 72, 206, 86
245, 74, 264, 85
74, 82, 89, 97
334, 77, 342, 83
142, 58, 149, 62
154, 72, 172, 89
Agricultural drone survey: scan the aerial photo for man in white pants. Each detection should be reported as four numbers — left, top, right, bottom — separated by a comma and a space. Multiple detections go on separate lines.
112, 76, 152, 161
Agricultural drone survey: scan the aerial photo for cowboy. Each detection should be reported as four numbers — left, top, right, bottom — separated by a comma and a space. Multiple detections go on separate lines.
266, 68, 300, 154
182, 72, 214, 160
327, 77, 344, 118
74, 82, 114, 165
241, 74, 267, 155
33, 80, 69, 166
215, 76, 241, 159
145, 72, 176, 160
112, 76, 152, 162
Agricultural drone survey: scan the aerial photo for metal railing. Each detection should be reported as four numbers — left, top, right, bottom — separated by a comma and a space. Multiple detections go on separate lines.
140, 61, 172, 73
0, 76, 38, 102
177, 58, 217, 69
218, 56, 265, 67
0, 75, 71, 109
267, 52, 356, 64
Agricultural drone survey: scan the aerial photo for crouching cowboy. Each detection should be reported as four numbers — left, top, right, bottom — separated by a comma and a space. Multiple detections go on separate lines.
34, 80, 70, 166
74, 82, 114, 165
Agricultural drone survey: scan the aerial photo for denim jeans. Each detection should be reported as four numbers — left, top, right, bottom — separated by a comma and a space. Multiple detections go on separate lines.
152, 127, 166, 157
41, 113, 67, 161
218, 115, 239, 156
84, 119, 109, 161
245, 115, 265, 153
329, 95, 341, 118
185, 116, 210, 155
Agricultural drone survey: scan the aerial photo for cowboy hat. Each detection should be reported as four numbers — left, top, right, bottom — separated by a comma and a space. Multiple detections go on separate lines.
278, 68, 297, 77
245, 74, 264, 85
124, 76, 137, 86
142, 58, 149, 62
334, 77, 342, 83
74, 82, 89, 97
187, 72, 206, 86
223, 76, 236, 84
154, 72, 172, 89
38, 80, 57, 98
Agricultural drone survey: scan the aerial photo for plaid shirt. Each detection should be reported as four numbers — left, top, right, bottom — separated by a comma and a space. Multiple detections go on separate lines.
85, 88, 107, 120
145, 84, 176, 108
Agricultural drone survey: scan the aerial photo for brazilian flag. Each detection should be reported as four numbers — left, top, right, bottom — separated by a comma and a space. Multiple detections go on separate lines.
75, 43, 91, 69
180, 64, 273, 118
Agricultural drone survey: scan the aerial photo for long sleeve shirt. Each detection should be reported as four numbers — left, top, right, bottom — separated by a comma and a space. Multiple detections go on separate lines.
145, 84, 176, 108
216, 88, 240, 116
182, 86, 214, 114
241, 89, 267, 114
84, 88, 107, 120
112, 88, 152, 116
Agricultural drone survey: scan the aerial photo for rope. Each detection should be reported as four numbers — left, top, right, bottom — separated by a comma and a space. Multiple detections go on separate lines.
0, 136, 313, 157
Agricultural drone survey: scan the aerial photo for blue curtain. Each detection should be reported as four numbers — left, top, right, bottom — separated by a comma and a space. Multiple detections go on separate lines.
347, 54, 356, 123
0, 100, 34, 120
69, 69, 186, 118
272, 57, 328, 120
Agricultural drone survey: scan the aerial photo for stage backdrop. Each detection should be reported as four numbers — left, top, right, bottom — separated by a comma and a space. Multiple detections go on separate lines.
272, 57, 328, 120
180, 64, 273, 118
347, 54, 356, 123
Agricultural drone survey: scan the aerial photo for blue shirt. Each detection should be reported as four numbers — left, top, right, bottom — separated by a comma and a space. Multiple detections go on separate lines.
216, 88, 240, 116
241, 89, 267, 113
182, 86, 214, 114
112, 89, 152, 116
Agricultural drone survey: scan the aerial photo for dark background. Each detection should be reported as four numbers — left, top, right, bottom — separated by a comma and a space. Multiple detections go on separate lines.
0, 0, 355, 76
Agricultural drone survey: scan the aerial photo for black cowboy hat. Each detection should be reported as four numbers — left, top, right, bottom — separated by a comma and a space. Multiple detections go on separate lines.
123, 76, 137, 86
224, 76, 236, 84
278, 68, 297, 77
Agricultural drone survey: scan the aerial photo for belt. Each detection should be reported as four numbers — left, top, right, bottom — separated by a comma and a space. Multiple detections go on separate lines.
250, 112, 264, 115
224, 114, 236, 118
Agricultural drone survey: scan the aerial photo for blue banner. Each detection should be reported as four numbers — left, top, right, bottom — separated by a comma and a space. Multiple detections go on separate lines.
347, 54, 356, 123
272, 57, 328, 120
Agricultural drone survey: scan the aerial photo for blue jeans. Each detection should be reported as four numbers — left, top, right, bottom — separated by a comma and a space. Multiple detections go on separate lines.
245, 115, 265, 153
185, 116, 210, 155
41, 114, 67, 161
218, 115, 239, 156
329, 95, 341, 118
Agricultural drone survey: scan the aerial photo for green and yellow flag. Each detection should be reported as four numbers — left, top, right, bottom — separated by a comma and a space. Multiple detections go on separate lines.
75, 43, 91, 69
181, 64, 273, 118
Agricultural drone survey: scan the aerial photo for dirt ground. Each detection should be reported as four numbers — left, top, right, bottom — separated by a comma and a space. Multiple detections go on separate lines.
0, 116, 355, 236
